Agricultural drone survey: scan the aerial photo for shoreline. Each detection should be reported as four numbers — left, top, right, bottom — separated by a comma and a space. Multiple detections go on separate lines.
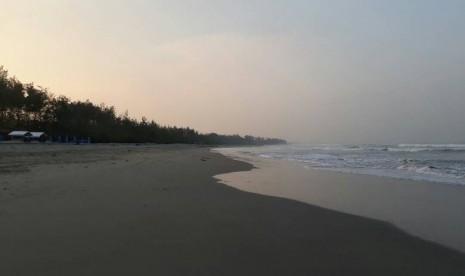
214, 148, 465, 253
1, 144, 465, 275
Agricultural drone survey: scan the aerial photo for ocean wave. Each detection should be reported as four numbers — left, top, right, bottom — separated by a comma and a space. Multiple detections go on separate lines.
396, 164, 451, 177
395, 144, 465, 152
291, 144, 465, 153
230, 144, 465, 185
398, 144, 465, 148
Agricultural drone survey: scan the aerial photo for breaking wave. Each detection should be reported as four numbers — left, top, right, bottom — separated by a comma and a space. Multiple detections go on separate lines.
227, 144, 465, 185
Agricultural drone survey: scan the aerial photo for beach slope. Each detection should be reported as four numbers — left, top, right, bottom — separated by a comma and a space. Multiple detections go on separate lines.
0, 144, 464, 275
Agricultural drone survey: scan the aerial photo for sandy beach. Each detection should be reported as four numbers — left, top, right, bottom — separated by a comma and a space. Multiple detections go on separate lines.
1, 144, 465, 275
215, 148, 465, 253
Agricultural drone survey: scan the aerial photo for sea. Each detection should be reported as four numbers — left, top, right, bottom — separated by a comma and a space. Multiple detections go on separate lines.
224, 144, 465, 186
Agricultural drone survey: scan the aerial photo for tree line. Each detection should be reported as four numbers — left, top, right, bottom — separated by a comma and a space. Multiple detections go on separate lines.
0, 66, 286, 145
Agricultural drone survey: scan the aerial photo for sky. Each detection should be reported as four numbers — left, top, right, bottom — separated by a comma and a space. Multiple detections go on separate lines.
2, 0, 465, 144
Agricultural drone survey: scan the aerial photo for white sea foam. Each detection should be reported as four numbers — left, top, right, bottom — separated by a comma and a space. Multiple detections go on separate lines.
226, 144, 465, 185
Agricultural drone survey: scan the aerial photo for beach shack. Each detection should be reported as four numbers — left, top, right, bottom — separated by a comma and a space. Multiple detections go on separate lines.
8, 131, 48, 142
8, 131, 31, 141
30, 132, 48, 142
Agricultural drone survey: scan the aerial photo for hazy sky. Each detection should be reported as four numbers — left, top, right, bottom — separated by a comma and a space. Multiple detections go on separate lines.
2, 0, 465, 143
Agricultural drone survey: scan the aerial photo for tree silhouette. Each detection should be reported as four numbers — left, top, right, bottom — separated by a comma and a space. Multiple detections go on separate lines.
0, 66, 286, 145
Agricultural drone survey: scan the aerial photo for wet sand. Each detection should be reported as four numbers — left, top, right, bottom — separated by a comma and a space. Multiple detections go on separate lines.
215, 148, 465, 253
1, 144, 465, 275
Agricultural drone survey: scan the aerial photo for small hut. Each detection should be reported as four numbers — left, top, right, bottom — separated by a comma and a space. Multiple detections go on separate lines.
30, 132, 48, 142
8, 131, 31, 141
8, 131, 48, 142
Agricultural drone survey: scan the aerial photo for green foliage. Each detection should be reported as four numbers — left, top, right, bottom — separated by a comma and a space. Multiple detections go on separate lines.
0, 66, 286, 145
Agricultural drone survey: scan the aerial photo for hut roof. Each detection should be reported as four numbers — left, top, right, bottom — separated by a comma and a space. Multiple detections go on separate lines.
30, 132, 46, 138
8, 131, 31, 137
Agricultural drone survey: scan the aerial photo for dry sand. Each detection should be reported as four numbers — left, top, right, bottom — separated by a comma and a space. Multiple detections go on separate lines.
0, 144, 465, 275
